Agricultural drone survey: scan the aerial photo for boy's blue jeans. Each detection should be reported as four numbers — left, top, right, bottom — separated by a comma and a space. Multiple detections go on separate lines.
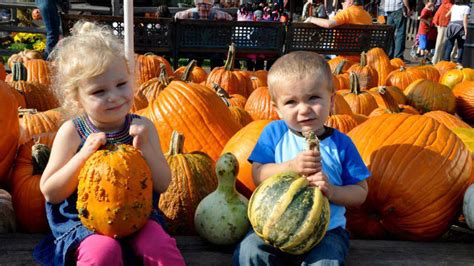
233, 227, 350, 266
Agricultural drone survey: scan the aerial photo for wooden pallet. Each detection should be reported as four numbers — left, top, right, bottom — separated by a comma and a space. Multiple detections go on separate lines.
1, 227, 474, 265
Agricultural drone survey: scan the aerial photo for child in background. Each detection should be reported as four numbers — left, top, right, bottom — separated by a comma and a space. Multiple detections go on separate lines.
233, 51, 370, 265
417, 0, 436, 58
33, 21, 185, 265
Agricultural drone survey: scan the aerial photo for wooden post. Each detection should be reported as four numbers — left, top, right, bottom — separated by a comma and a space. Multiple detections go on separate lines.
124, 0, 135, 76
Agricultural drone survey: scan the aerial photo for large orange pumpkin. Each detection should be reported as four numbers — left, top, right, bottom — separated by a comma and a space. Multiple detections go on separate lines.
366, 47, 394, 86
347, 52, 378, 89
140, 81, 242, 161
424, 111, 472, 130
221, 120, 272, 198
452, 81, 474, 122
347, 114, 472, 240
24, 59, 51, 85
19, 108, 66, 145
160, 131, 218, 235
10, 141, 50, 233
339, 72, 378, 116
385, 66, 425, 91
133, 67, 170, 111
0, 80, 20, 185
369, 87, 418, 117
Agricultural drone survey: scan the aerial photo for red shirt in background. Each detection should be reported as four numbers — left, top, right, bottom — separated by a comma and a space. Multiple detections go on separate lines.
418, 7, 434, 35
433, 0, 453, 27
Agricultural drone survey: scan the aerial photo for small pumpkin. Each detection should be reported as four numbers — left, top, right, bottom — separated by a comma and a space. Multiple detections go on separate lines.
174, 60, 208, 84
347, 52, 378, 89
440, 66, 474, 89
339, 72, 378, 116
135, 53, 173, 86
77, 144, 152, 238
385, 66, 425, 91
160, 131, 218, 235
245, 86, 280, 120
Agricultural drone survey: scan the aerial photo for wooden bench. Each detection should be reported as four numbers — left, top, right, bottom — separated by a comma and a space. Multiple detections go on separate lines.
1, 230, 474, 265
59, 14, 395, 69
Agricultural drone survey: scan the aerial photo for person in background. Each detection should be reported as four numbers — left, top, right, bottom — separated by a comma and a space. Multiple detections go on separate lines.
416, 0, 436, 58
156, 4, 171, 18
432, 0, 453, 63
304, 0, 372, 28
384, 0, 413, 59
35, 0, 69, 59
442, 0, 470, 63
175, 0, 233, 68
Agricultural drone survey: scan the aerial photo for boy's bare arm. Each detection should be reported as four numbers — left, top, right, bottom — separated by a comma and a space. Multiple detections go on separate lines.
252, 161, 293, 186
329, 179, 368, 207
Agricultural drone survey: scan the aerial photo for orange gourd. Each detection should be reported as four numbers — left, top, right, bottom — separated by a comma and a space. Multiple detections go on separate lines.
77, 144, 152, 238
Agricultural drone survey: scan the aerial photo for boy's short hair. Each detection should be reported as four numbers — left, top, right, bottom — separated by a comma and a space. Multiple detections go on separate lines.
267, 51, 334, 100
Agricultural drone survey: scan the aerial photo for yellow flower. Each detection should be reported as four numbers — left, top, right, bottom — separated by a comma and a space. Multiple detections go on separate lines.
33, 41, 46, 52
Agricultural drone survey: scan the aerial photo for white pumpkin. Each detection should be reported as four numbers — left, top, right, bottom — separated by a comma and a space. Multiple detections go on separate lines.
463, 184, 474, 230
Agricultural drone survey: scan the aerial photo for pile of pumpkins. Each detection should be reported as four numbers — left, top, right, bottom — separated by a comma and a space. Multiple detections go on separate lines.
1, 45, 474, 248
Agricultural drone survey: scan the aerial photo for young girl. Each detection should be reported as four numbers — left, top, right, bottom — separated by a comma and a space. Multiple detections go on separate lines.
442, 0, 470, 63
33, 21, 185, 265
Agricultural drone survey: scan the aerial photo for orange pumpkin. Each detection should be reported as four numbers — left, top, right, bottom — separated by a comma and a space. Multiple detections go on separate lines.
135, 53, 173, 86
347, 114, 472, 240
452, 81, 474, 122
369, 85, 407, 107
332, 93, 353, 115
325, 114, 358, 133
19, 108, 66, 145
347, 52, 378, 89
173, 60, 208, 84
0, 62, 6, 81
205, 44, 253, 98
390, 58, 405, 69
229, 106, 254, 127
133, 67, 170, 111
140, 81, 242, 161
440, 66, 474, 89
24, 59, 51, 85
160, 131, 218, 235
7, 49, 43, 69
369, 87, 418, 117
385, 66, 425, 91
221, 120, 272, 198
424, 111, 472, 130
10, 141, 50, 233
0, 80, 20, 185
410, 63, 440, 82
328, 56, 355, 73
244, 86, 280, 120
213, 83, 247, 109
339, 72, 378, 116
366, 48, 394, 86
250, 70, 268, 92
404, 79, 456, 114
434, 61, 457, 79
77, 144, 153, 238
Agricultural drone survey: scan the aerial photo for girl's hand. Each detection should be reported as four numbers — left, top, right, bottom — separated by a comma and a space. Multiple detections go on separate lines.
129, 117, 150, 152
289, 150, 322, 176
77, 132, 106, 160
306, 171, 334, 200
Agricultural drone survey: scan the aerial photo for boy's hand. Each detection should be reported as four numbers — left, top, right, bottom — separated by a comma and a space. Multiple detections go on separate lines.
306, 171, 334, 200
129, 117, 150, 152
78, 132, 106, 160
290, 150, 322, 176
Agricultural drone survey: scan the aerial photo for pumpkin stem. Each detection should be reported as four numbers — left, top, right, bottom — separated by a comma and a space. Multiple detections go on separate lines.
32, 143, 51, 175
215, 153, 239, 193
12, 61, 27, 82
399, 66, 406, 72
181, 60, 197, 82
349, 72, 362, 95
333, 60, 346, 75
359, 52, 367, 67
223, 43, 236, 71
378, 86, 401, 113
18, 108, 38, 118
158, 63, 170, 86
168, 131, 184, 155
212, 83, 231, 107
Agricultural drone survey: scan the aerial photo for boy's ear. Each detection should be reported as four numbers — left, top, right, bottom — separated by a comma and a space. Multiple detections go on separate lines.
271, 101, 283, 119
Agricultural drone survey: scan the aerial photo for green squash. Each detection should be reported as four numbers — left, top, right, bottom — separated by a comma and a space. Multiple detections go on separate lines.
464, 184, 474, 230
248, 172, 330, 255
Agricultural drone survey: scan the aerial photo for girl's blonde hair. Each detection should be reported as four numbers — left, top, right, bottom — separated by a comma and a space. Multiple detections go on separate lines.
50, 20, 127, 114
267, 51, 334, 100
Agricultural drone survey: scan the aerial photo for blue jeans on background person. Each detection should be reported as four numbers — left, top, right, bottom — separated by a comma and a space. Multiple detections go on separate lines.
35, 0, 63, 58
233, 227, 350, 266
386, 8, 407, 59
443, 36, 465, 63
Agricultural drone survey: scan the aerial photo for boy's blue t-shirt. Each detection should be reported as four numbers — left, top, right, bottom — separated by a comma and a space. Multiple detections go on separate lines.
249, 120, 371, 230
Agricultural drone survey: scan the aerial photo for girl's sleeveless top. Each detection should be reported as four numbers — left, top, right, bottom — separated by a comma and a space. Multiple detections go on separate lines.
33, 114, 165, 265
